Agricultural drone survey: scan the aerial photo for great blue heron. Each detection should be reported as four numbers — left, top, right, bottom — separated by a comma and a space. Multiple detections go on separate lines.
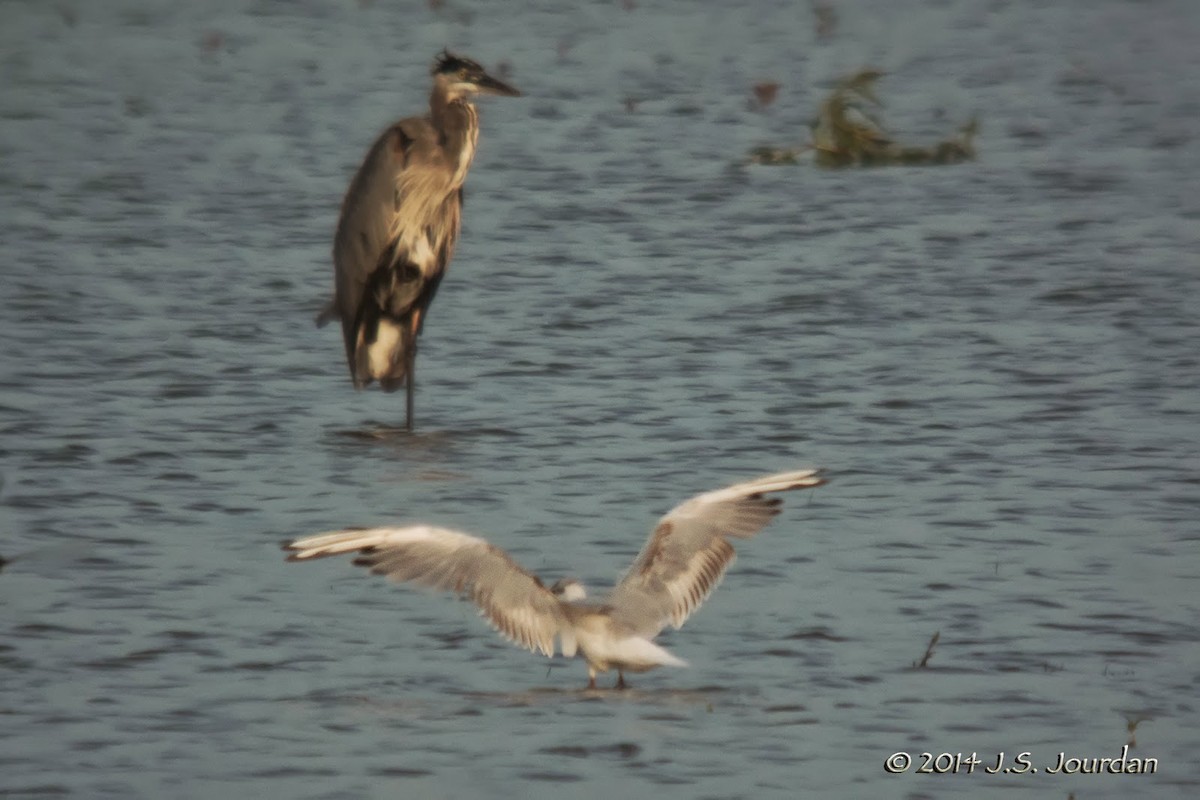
317, 51, 520, 430
283, 469, 827, 689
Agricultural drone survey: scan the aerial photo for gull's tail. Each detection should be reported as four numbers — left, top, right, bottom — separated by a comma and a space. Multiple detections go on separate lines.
616, 637, 689, 670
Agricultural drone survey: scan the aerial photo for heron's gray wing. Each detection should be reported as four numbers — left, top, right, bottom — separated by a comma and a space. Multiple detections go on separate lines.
607, 469, 826, 637
284, 525, 570, 657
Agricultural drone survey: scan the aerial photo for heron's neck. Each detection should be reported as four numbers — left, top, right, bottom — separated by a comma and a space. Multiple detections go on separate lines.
430, 88, 478, 185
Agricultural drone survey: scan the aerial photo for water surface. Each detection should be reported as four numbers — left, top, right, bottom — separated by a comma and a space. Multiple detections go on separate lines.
2, 0, 1198, 797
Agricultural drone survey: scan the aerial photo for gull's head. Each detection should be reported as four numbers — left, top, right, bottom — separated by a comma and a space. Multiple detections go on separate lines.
549, 578, 587, 602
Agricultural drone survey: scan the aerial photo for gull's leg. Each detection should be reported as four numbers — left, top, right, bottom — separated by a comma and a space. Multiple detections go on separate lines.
615, 670, 627, 690
587, 666, 597, 690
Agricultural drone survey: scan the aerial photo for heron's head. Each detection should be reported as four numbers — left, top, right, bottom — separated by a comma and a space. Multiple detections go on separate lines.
432, 50, 521, 100
549, 578, 587, 602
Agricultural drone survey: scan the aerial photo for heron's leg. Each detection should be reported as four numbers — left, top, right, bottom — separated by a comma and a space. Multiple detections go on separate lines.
404, 350, 415, 432
615, 670, 627, 690
404, 320, 418, 432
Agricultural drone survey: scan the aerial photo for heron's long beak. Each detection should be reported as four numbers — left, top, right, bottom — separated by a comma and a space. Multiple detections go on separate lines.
476, 73, 521, 97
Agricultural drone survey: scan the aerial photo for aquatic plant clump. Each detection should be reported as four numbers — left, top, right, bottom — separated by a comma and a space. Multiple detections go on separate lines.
748, 69, 977, 168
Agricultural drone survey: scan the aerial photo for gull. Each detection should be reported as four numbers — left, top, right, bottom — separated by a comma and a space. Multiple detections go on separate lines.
283, 469, 826, 688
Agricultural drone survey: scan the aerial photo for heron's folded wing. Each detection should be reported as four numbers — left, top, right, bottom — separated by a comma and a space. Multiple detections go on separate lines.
331, 117, 434, 328
284, 525, 569, 657
607, 469, 826, 636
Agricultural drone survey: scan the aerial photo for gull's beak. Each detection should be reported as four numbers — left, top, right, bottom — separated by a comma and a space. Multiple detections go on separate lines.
476, 72, 521, 97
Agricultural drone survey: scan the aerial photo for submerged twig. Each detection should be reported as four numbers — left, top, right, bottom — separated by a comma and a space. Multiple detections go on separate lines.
913, 630, 940, 668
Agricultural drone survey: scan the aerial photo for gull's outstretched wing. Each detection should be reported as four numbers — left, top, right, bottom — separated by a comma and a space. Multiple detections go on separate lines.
284, 525, 571, 657
607, 469, 826, 637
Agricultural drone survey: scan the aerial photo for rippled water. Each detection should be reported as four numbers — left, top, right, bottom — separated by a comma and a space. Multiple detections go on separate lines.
3, 0, 1199, 797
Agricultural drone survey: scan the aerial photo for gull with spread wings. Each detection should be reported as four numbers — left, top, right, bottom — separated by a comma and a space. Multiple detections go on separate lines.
283, 469, 826, 688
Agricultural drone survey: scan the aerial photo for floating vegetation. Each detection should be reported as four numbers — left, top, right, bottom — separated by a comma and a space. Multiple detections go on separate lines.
749, 81, 781, 111
1125, 714, 1151, 748
746, 144, 806, 165
810, 69, 889, 166
748, 69, 978, 168
812, 1, 837, 42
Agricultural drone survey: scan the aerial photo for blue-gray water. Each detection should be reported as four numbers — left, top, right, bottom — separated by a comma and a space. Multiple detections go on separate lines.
2, 0, 1198, 797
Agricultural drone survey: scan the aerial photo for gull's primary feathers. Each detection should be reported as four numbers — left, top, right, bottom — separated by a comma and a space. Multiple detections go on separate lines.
283, 469, 826, 688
